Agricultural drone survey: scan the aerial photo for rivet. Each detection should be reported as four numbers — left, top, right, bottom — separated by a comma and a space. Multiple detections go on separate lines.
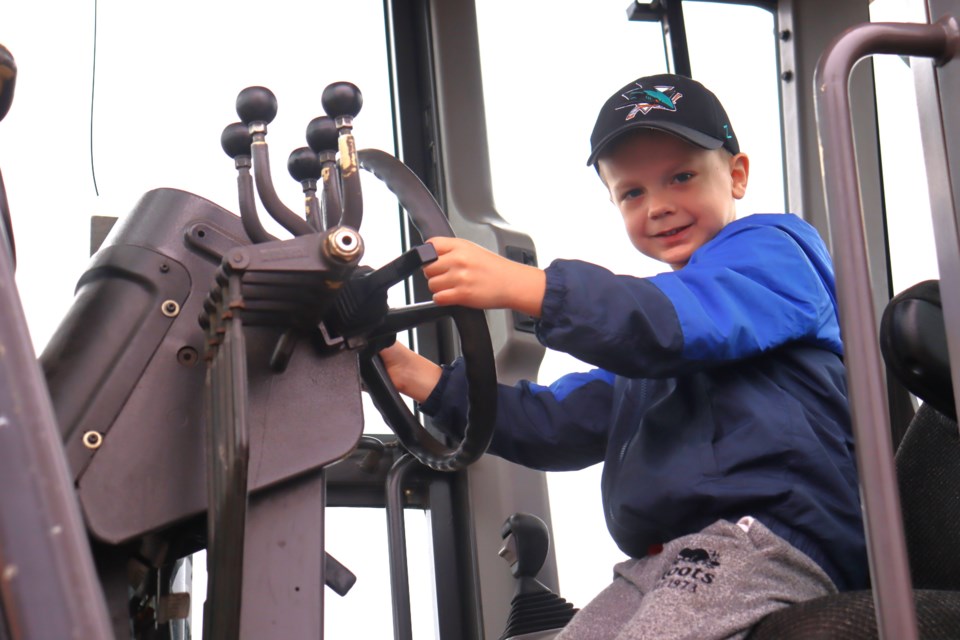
162, 300, 181, 317
177, 346, 199, 367
83, 431, 104, 450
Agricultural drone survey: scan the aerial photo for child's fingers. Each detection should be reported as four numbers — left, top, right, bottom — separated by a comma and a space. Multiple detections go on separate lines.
426, 236, 459, 254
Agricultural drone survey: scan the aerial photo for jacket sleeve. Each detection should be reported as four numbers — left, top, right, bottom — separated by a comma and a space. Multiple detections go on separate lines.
419, 359, 615, 470
535, 221, 842, 378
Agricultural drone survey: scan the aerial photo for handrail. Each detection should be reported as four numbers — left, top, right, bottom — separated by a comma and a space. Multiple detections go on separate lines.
0, 216, 113, 638
814, 16, 960, 640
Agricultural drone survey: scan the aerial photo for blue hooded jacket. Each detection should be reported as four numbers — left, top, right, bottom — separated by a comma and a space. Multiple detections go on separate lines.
421, 213, 868, 591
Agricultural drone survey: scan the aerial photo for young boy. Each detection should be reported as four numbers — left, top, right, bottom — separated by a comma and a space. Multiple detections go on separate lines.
379, 73, 867, 639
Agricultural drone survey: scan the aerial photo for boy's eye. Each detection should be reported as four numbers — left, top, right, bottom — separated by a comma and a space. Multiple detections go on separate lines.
673, 172, 694, 184
622, 187, 644, 201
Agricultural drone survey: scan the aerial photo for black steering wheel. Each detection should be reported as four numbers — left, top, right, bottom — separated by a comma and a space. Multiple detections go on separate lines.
354, 149, 497, 472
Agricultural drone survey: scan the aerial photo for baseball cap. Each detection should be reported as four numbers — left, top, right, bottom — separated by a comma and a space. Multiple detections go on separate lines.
587, 73, 739, 166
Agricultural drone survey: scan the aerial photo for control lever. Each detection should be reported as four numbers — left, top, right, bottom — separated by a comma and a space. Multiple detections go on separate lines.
287, 147, 323, 231
306, 115, 342, 231
221, 122, 275, 244
498, 513, 577, 640
323, 243, 438, 348
321, 82, 363, 230
236, 86, 313, 237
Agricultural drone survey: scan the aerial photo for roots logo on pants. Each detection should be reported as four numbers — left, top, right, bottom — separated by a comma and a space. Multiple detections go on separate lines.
657, 548, 719, 593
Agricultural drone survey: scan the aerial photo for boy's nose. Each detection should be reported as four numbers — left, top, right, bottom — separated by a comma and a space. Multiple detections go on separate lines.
646, 194, 673, 220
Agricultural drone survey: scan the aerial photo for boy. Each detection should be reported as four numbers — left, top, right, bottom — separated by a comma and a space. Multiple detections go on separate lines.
379, 73, 867, 639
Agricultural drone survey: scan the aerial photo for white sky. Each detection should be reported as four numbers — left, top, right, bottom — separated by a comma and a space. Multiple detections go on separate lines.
0, 0, 942, 637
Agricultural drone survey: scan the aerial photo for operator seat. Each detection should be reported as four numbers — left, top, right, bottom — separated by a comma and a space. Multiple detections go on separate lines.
748, 279, 960, 638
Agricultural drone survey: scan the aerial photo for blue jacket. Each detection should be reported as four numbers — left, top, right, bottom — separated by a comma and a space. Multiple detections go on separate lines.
422, 214, 868, 591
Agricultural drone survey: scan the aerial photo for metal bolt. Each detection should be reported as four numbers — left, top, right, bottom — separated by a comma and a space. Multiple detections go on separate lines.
780, 29, 792, 41
161, 300, 181, 317
781, 70, 794, 82
83, 431, 104, 450
159, 263, 170, 273
325, 227, 363, 262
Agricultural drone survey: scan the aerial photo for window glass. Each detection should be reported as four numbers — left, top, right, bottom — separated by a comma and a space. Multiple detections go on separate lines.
870, 0, 939, 294
477, 0, 784, 611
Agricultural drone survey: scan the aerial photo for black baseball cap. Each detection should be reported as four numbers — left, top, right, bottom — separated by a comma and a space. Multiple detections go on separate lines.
587, 73, 739, 166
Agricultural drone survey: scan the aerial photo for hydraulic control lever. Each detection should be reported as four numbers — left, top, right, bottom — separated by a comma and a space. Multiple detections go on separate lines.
235, 86, 313, 238
306, 115, 342, 231
498, 513, 577, 639
321, 82, 363, 230
221, 121, 276, 244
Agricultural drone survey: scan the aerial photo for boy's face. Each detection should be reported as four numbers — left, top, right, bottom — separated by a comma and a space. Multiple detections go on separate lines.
597, 130, 749, 270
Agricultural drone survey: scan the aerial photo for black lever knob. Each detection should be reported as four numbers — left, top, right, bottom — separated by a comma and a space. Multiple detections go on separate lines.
288, 147, 322, 183
221, 122, 253, 159
306, 115, 339, 154
321, 82, 362, 120
500, 513, 550, 579
236, 86, 278, 125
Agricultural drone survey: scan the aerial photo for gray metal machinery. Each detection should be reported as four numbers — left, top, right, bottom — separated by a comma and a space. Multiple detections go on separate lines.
0, 66, 507, 637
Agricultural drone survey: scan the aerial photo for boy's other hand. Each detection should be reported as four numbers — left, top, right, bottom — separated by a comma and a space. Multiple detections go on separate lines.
378, 342, 443, 404
424, 237, 546, 318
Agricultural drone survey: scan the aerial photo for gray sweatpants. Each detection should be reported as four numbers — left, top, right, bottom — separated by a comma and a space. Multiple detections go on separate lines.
555, 517, 836, 640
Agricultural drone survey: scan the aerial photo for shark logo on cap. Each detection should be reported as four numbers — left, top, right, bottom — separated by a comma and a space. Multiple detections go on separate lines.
617, 84, 683, 120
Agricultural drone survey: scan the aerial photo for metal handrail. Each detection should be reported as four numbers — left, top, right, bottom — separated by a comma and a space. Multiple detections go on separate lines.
814, 16, 960, 640
0, 214, 113, 638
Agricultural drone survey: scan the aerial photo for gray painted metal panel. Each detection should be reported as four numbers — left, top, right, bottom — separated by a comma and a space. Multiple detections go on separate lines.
41, 188, 365, 544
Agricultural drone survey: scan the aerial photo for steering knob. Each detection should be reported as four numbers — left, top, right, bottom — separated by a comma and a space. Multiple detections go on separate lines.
321, 82, 363, 120
236, 86, 278, 125
221, 122, 253, 159
288, 147, 322, 183
306, 116, 339, 153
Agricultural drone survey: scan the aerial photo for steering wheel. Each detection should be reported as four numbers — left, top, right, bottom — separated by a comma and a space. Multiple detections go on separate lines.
350, 149, 497, 472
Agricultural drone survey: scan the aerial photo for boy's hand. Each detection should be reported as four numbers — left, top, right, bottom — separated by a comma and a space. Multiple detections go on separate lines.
424, 237, 546, 317
377, 342, 443, 404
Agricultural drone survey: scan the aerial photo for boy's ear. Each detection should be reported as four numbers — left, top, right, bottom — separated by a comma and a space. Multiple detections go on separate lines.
730, 153, 749, 200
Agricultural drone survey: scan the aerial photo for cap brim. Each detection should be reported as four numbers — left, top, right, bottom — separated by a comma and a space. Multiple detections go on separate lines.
587, 122, 724, 166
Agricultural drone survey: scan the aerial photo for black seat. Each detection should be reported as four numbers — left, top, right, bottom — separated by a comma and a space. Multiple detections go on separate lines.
749, 280, 960, 639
